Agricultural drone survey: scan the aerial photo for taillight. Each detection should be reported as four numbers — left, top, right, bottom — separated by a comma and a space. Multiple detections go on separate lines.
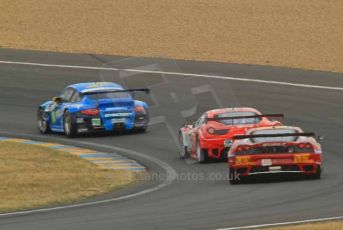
236, 145, 251, 152
298, 143, 306, 148
298, 142, 312, 149
296, 142, 314, 153
81, 109, 99, 116
135, 106, 145, 113
207, 127, 229, 135
293, 153, 315, 163
207, 127, 215, 134
235, 156, 254, 165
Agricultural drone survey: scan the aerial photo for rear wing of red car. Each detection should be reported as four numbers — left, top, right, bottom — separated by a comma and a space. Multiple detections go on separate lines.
206, 113, 284, 123
233, 132, 316, 140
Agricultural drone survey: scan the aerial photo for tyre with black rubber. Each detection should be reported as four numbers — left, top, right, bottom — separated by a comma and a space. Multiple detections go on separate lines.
196, 139, 208, 163
229, 168, 240, 185
311, 166, 322, 180
178, 132, 189, 159
134, 113, 149, 133
63, 111, 77, 137
37, 108, 51, 134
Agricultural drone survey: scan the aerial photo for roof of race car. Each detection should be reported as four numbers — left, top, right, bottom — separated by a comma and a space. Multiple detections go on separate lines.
206, 107, 261, 118
68, 82, 124, 93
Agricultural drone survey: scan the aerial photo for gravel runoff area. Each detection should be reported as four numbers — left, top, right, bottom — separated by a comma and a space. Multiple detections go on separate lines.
0, 0, 342, 73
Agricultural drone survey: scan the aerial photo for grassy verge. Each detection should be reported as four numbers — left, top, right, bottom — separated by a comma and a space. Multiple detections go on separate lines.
0, 0, 342, 73
267, 221, 343, 230
0, 141, 138, 212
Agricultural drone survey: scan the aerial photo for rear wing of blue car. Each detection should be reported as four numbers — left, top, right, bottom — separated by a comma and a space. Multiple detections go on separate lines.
81, 88, 150, 95
206, 113, 284, 123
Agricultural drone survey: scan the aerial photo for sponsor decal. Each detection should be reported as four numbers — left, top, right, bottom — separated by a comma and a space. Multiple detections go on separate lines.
91, 118, 101, 126
86, 82, 112, 89
104, 113, 132, 118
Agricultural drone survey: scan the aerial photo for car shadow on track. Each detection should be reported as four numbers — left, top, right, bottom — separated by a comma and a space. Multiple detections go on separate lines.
237, 174, 320, 185
44, 129, 148, 139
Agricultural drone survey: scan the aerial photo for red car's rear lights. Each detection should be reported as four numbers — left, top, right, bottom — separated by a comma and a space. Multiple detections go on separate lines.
235, 155, 254, 165
236, 145, 251, 152
207, 127, 229, 135
81, 108, 99, 116
293, 153, 315, 163
298, 143, 312, 149
207, 127, 215, 134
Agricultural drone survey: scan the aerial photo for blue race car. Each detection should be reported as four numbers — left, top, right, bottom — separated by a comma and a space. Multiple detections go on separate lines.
37, 82, 150, 137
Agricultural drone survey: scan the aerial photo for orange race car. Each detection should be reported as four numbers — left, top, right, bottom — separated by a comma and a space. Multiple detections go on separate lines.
227, 126, 323, 184
177, 107, 283, 163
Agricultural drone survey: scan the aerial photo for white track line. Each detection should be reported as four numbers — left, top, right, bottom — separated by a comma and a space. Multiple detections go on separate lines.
0, 131, 177, 217
1, 60, 343, 91
218, 216, 343, 230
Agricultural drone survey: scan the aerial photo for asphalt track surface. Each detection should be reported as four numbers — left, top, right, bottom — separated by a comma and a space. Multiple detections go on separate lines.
0, 48, 343, 230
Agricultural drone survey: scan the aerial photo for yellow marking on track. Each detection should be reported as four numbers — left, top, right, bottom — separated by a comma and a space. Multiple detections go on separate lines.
90, 159, 135, 164
4, 138, 27, 143
62, 148, 97, 154
81, 157, 115, 161
98, 165, 145, 170
0, 137, 146, 172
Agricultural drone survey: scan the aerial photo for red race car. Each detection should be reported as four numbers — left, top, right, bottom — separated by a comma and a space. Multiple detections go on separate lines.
227, 126, 323, 184
177, 107, 283, 163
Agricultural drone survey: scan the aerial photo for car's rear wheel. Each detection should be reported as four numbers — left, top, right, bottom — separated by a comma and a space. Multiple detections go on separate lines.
64, 111, 77, 137
311, 166, 322, 180
229, 168, 240, 185
196, 140, 208, 163
178, 132, 189, 159
135, 126, 147, 133
37, 108, 50, 134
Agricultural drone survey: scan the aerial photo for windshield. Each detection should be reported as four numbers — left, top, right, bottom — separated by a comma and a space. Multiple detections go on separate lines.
214, 112, 261, 125
251, 129, 297, 142
86, 92, 131, 100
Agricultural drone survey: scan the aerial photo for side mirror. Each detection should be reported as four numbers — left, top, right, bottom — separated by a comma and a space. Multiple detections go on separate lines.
52, 96, 63, 104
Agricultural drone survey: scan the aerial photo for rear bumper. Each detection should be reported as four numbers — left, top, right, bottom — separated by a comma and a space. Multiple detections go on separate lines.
200, 136, 230, 159
74, 113, 148, 133
230, 163, 321, 177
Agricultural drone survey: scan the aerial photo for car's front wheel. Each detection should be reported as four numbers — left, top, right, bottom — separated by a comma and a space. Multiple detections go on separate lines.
37, 108, 50, 134
64, 111, 77, 137
178, 132, 189, 159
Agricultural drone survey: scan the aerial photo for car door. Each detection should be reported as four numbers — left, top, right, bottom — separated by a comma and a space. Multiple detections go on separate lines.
50, 87, 75, 130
